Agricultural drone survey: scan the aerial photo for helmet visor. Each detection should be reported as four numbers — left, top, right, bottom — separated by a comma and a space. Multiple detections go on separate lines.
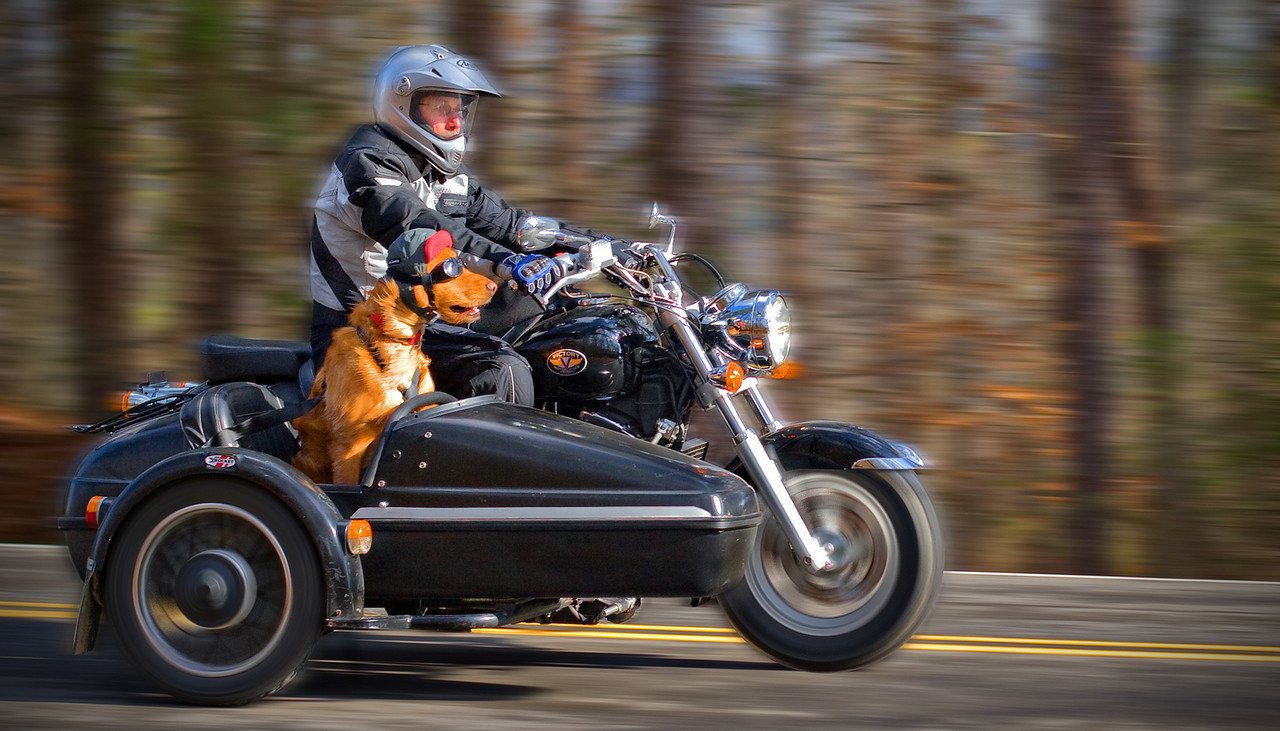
411, 90, 478, 142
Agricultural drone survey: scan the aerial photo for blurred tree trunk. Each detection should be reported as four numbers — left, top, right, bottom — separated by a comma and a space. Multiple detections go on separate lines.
1164, 0, 1203, 207
1256, 0, 1280, 104
59, 0, 127, 415
646, 0, 725, 258
1079, 0, 1185, 576
448, 0, 519, 188
178, 0, 247, 334
1046, 0, 1121, 576
549, 0, 594, 222
769, 0, 824, 421
446, 1, 504, 77
774, 0, 816, 307
919, 0, 984, 570
1132, 0, 1199, 575
855, 2, 929, 435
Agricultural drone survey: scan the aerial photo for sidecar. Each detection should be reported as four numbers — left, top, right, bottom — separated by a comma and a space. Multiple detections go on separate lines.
58, 336, 761, 705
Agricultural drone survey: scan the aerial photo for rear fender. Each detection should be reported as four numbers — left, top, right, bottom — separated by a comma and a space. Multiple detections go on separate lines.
730, 421, 925, 474
73, 448, 363, 654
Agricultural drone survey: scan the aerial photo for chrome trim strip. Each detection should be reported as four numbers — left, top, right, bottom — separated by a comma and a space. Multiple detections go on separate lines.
349, 505, 717, 522
852, 456, 925, 470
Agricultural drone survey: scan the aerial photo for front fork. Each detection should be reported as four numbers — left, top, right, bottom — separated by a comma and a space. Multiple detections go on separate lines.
663, 314, 835, 571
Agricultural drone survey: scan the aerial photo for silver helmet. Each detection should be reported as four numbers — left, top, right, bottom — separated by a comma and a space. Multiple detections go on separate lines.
372, 45, 501, 176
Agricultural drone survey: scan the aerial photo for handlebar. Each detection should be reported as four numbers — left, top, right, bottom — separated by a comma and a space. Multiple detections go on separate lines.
531, 239, 657, 307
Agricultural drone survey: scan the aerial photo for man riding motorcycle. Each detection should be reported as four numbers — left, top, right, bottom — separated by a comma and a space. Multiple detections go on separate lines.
308, 44, 564, 405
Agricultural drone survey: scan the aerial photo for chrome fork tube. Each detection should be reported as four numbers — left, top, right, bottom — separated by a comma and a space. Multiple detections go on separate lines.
739, 382, 782, 434
661, 312, 833, 570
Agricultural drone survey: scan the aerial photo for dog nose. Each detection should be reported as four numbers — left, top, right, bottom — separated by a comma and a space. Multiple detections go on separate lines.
486, 280, 497, 293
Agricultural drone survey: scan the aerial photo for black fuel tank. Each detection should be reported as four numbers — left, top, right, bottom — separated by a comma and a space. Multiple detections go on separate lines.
513, 303, 659, 401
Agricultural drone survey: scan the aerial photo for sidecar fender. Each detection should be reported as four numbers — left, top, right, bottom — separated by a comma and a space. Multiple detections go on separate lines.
72, 448, 363, 654
754, 421, 926, 472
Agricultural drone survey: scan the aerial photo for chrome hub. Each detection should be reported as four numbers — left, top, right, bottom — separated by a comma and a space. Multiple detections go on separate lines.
174, 549, 257, 630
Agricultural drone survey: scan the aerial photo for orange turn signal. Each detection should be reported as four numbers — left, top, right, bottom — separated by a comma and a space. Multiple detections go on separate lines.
86, 496, 106, 529
723, 361, 745, 392
770, 360, 802, 379
346, 520, 373, 555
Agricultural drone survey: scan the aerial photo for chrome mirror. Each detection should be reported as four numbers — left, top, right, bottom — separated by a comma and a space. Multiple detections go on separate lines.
647, 203, 677, 255
648, 202, 675, 230
516, 216, 562, 252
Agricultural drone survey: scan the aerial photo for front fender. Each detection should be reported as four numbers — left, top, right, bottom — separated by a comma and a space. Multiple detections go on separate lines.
744, 421, 925, 473
73, 448, 363, 654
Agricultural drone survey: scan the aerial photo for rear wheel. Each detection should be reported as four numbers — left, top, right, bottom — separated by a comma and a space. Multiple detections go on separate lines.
720, 469, 942, 671
103, 478, 323, 705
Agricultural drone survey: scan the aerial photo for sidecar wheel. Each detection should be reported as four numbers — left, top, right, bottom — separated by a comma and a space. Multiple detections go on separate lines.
720, 469, 942, 672
103, 478, 322, 705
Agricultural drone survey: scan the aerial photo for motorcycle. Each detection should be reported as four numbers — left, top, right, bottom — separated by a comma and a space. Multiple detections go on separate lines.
58, 204, 943, 705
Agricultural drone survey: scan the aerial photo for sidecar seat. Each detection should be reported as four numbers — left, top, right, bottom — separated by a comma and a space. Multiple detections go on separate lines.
201, 335, 311, 404
179, 382, 300, 462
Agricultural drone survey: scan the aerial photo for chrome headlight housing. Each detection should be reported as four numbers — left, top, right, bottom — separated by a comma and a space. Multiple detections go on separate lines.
703, 285, 792, 372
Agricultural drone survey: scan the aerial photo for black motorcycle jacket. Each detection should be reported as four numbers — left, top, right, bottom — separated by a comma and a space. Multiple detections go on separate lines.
309, 123, 529, 313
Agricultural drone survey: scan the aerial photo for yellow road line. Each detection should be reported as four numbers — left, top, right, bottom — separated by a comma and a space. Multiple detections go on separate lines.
478, 625, 1280, 661
914, 634, 1280, 653
521, 622, 738, 634
0, 601, 76, 609
495, 624, 1280, 655
2, 603, 1276, 662
904, 642, 1280, 663
0, 608, 77, 619
474, 628, 747, 644
0, 601, 78, 619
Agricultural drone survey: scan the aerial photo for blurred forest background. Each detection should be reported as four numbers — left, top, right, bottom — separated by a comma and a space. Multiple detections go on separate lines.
0, 0, 1276, 580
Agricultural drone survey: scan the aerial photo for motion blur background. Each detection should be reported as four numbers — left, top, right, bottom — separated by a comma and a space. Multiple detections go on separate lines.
0, 0, 1275, 580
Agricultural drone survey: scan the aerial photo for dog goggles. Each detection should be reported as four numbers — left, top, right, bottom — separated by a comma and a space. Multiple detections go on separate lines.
423, 255, 464, 286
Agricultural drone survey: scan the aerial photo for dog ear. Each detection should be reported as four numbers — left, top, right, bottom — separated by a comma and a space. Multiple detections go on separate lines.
423, 229, 454, 263
425, 247, 457, 273
411, 284, 431, 309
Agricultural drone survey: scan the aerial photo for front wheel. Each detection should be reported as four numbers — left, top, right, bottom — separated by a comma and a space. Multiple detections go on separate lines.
103, 478, 323, 705
720, 469, 943, 671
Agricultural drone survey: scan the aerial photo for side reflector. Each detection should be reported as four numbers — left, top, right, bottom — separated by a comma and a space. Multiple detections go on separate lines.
86, 496, 106, 529
346, 520, 373, 555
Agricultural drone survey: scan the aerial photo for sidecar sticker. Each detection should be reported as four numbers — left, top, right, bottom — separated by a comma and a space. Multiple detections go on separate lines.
204, 454, 237, 469
546, 348, 587, 376
350, 506, 715, 521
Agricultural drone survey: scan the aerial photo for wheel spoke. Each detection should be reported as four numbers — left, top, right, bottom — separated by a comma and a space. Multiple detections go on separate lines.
132, 502, 295, 676
104, 479, 323, 704
745, 472, 900, 632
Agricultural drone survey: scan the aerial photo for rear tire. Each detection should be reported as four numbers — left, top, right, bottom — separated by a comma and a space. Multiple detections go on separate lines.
103, 478, 323, 705
720, 469, 942, 671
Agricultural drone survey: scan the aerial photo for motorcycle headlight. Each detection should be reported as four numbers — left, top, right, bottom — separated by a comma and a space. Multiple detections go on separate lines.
706, 287, 791, 371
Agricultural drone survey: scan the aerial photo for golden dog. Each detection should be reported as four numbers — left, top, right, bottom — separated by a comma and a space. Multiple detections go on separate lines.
293, 238, 496, 484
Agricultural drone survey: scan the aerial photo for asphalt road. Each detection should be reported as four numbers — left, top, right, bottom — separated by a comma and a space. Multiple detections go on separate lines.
1, 543, 1276, 729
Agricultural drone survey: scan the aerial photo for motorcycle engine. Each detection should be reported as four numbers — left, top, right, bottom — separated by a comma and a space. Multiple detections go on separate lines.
513, 302, 692, 443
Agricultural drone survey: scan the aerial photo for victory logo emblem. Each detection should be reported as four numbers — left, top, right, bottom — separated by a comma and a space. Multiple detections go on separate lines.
547, 348, 587, 376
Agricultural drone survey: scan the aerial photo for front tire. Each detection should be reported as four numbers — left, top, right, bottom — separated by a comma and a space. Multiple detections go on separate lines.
103, 478, 323, 705
720, 469, 942, 671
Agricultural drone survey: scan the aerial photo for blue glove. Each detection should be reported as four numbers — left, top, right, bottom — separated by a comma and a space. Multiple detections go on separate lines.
499, 253, 558, 295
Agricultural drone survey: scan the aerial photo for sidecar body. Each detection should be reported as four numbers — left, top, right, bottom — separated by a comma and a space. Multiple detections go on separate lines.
59, 337, 760, 662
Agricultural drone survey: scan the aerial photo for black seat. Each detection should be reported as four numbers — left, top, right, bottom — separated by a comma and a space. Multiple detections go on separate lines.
179, 382, 299, 462
201, 335, 311, 384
